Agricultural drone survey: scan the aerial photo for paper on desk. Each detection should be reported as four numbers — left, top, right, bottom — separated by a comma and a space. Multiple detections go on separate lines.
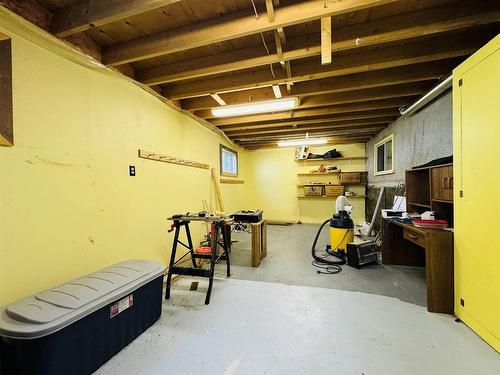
392, 196, 406, 211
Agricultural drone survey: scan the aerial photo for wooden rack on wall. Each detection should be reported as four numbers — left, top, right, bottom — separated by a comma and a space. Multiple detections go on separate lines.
138, 149, 210, 170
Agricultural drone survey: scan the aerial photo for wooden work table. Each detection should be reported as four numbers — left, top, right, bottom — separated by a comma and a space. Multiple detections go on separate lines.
382, 220, 454, 314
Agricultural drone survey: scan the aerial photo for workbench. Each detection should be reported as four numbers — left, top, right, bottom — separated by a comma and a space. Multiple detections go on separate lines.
382, 220, 454, 313
165, 215, 231, 305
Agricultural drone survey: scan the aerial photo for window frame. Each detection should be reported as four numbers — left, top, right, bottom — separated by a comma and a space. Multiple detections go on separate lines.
219, 144, 238, 177
373, 134, 395, 176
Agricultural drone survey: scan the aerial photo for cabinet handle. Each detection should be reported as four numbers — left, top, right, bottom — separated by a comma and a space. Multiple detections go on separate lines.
408, 234, 418, 239
449, 177, 453, 190
442, 177, 447, 189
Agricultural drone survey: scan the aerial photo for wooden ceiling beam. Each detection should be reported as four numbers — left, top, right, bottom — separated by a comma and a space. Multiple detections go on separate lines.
137, 3, 499, 86
164, 34, 479, 99
51, 0, 182, 38
218, 109, 400, 132
232, 129, 384, 142
210, 97, 412, 126
181, 62, 452, 111
105, 0, 396, 66
195, 82, 429, 119
226, 119, 392, 137
240, 136, 371, 149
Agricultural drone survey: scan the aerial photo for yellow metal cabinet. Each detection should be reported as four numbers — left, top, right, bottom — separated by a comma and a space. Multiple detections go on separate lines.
453, 34, 500, 352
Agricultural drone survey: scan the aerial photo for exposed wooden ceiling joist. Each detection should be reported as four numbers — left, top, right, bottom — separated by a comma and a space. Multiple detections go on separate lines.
137, 2, 499, 86
51, 0, 182, 38
210, 97, 415, 126
8, 0, 498, 150
164, 33, 480, 99
180, 62, 454, 111
226, 119, 393, 137
240, 136, 372, 150
104, 0, 397, 66
232, 130, 385, 144
218, 109, 400, 132
194, 82, 429, 119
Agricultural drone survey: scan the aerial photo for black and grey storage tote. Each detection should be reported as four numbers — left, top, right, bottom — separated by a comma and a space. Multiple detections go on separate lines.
0, 259, 165, 375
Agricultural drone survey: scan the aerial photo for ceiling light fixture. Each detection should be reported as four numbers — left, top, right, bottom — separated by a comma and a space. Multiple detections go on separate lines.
277, 138, 328, 147
277, 132, 328, 147
211, 97, 297, 117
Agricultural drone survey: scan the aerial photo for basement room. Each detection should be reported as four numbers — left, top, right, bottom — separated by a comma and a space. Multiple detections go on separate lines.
0, 0, 499, 374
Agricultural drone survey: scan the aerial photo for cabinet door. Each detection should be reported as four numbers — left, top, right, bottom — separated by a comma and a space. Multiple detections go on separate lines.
431, 166, 453, 201
454, 46, 499, 350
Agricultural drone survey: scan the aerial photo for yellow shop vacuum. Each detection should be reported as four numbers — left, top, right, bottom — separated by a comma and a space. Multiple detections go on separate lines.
329, 210, 354, 254
311, 206, 354, 274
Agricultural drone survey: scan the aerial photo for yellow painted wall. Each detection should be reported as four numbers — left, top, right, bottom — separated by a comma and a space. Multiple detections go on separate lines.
453, 34, 500, 352
0, 10, 368, 306
0, 16, 247, 305
246, 144, 366, 224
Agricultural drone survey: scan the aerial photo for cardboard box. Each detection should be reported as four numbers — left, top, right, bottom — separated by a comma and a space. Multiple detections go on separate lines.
325, 185, 344, 196
303, 186, 323, 196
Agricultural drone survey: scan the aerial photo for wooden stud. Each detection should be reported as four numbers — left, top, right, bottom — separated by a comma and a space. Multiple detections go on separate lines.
51, 0, 182, 37
321, 17, 332, 65
211, 168, 225, 212
104, 0, 396, 66
265, 0, 275, 22
211, 94, 226, 106
273, 29, 286, 69
272, 85, 282, 98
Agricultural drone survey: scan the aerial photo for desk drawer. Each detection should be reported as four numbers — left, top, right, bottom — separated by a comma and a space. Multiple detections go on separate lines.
403, 229, 426, 247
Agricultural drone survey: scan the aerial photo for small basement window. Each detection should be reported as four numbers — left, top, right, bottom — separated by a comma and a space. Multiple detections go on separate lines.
374, 134, 394, 175
0, 33, 13, 146
220, 144, 238, 177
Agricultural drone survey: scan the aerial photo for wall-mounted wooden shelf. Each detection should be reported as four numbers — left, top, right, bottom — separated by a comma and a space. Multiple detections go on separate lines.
297, 171, 366, 176
295, 157, 367, 162
297, 183, 366, 187
220, 178, 245, 184
298, 195, 366, 199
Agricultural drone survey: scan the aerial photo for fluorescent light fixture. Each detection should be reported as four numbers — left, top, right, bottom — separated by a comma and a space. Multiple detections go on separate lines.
277, 139, 328, 147
211, 97, 297, 117
272, 84, 282, 98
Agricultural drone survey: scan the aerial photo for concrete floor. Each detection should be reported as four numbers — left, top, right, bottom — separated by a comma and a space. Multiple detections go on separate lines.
227, 224, 427, 307
97, 224, 499, 374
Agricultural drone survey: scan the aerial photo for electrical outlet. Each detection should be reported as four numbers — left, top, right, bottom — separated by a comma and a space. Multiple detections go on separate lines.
460, 298, 465, 307
129, 165, 136, 176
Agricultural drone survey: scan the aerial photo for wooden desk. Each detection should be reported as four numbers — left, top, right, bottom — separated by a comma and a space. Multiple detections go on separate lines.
382, 220, 454, 313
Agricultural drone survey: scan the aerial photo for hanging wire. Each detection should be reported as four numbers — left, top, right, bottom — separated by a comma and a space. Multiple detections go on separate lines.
250, 0, 276, 78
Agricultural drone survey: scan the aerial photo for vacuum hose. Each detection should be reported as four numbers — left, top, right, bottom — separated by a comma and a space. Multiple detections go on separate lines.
311, 218, 346, 274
